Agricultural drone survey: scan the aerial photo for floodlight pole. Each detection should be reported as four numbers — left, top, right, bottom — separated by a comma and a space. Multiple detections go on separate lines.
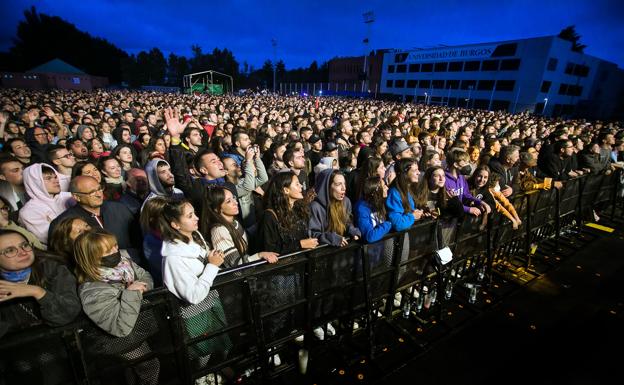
271, 39, 277, 93
362, 11, 375, 94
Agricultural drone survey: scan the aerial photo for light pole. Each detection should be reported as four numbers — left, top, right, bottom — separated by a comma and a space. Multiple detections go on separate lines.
424, 92, 428, 105
543, 97, 548, 115
271, 39, 277, 93
362, 11, 375, 93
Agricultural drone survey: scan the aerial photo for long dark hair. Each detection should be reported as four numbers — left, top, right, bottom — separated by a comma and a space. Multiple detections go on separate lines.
158, 199, 204, 246
414, 166, 448, 209
356, 156, 383, 200
361, 176, 386, 219
264, 171, 309, 231
467, 165, 491, 193
391, 158, 418, 213
200, 186, 247, 256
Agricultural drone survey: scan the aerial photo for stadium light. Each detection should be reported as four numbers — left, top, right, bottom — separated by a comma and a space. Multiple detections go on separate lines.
543, 97, 549, 115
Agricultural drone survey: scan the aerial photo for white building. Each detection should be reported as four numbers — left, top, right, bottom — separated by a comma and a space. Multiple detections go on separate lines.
380, 36, 623, 119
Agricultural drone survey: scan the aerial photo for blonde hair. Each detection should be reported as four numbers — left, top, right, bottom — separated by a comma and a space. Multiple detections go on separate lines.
73, 229, 118, 284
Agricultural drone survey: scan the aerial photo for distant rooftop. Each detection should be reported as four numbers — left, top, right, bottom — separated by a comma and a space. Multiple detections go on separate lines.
26, 58, 85, 74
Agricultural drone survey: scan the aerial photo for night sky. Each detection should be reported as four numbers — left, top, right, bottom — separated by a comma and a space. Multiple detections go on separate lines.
1, 0, 623, 69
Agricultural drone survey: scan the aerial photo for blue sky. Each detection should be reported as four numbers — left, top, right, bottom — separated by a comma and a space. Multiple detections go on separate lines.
1, 0, 623, 69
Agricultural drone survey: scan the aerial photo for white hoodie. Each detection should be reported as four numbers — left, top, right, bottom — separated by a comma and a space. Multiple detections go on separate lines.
18, 164, 73, 245
161, 232, 220, 305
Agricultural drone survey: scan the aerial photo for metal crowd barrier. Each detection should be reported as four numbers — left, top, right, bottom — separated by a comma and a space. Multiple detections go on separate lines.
0, 172, 620, 385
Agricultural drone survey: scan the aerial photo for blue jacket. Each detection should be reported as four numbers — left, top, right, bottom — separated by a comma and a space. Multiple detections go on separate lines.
354, 199, 392, 243
386, 186, 416, 231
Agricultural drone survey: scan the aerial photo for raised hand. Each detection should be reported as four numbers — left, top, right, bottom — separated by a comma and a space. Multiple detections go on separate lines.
163, 107, 184, 138
42, 106, 56, 118
0, 112, 8, 125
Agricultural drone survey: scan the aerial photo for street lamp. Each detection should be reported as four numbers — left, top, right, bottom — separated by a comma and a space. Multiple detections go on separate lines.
424, 92, 428, 105
362, 11, 375, 93
543, 97, 548, 115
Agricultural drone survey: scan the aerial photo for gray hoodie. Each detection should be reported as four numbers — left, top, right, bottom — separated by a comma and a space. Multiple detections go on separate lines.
143, 159, 184, 207
309, 168, 361, 246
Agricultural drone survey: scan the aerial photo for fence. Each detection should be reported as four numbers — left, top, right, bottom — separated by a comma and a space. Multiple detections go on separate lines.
0, 172, 620, 385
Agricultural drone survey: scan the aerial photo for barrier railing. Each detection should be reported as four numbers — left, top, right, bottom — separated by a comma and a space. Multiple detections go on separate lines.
0, 172, 620, 385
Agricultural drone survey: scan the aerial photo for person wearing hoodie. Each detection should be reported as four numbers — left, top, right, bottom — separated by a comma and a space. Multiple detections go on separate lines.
143, 158, 185, 207
18, 163, 73, 245
444, 149, 491, 217
309, 169, 361, 247
159, 199, 232, 362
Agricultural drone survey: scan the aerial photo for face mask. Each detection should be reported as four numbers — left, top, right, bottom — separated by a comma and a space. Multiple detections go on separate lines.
0, 267, 32, 282
101, 251, 122, 268
493, 184, 501, 192
459, 165, 472, 176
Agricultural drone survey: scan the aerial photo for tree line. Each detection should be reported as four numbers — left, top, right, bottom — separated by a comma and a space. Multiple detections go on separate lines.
1, 7, 329, 89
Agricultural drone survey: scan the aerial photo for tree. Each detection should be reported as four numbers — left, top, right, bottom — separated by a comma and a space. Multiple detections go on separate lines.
558, 25, 587, 53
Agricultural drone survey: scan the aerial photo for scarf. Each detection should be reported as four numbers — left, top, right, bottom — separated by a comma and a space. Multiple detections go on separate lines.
1, 267, 32, 283
98, 256, 135, 285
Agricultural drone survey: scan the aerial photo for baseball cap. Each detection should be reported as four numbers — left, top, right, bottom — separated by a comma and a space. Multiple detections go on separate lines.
389, 140, 410, 157
323, 141, 338, 152
308, 134, 322, 144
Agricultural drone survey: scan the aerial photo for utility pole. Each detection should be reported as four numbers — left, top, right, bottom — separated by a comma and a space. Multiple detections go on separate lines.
362, 11, 375, 93
271, 39, 277, 93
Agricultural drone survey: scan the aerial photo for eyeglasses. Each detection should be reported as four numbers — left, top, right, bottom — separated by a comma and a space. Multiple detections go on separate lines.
74, 187, 104, 197
0, 206, 9, 212
56, 153, 74, 160
0, 241, 33, 258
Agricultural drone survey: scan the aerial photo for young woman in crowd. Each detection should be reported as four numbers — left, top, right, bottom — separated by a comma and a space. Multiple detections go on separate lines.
74, 229, 158, 384
98, 156, 125, 201
112, 144, 140, 172
469, 166, 522, 229
309, 169, 361, 246
72, 160, 103, 185
386, 158, 425, 231
259, 171, 318, 254
87, 137, 109, 160
48, 216, 91, 267
355, 176, 392, 243
0, 229, 81, 335
139, 197, 168, 287
159, 199, 232, 362
201, 185, 278, 268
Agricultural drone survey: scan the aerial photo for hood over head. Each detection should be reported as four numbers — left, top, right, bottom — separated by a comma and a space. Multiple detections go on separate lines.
145, 158, 173, 197
23, 163, 63, 202
313, 168, 338, 209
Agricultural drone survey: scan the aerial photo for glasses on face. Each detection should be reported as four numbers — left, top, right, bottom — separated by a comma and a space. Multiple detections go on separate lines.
0, 241, 33, 258
75, 187, 104, 197
56, 153, 74, 160
0, 206, 9, 212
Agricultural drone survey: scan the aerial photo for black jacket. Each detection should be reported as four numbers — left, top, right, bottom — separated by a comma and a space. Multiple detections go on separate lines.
48, 201, 140, 253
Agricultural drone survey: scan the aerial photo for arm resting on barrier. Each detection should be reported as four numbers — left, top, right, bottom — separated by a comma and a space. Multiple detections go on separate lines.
386, 188, 415, 231
79, 282, 143, 337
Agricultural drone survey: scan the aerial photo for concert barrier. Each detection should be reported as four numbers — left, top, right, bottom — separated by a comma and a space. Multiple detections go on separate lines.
0, 172, 620, 385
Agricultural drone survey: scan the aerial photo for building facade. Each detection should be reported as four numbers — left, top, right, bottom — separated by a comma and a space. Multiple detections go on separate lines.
379, 36, 623, 119
0, 58, 108, 91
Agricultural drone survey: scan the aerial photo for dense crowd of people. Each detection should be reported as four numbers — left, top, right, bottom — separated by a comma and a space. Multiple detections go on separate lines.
0, 88, 622, 383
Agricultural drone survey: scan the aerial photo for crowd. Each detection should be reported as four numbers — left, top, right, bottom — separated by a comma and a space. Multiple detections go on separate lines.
0, 88, 622, 383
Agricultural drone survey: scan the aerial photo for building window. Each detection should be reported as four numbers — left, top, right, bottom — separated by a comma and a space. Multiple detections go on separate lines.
573, 64, 590, 77
540, 80, 552, 93
491, 100, 511, 111
421, 63, 433, 72
461, 80, 477, 89
420, 80, 431, 89
564, 62, 574, 75
547, 58, 558, 71
432, 80, 445, 89
448, 61, 463, 72
386, 80, 393, 88
396, 64, 407, 73
407, 79, 417, 88
395, 53, 408, 63
464, 61, 480, 71
491, 43, 517, 57
495, 80, 515, 91
409, 64, 420, 72
558, 83, 568, 95
446, 80, 460, 89
481, 60, 499, 71
477, 80, 495, 91
387, 65, 395, 73
434, 62, 448, 72
395, 79, 405, 88
567, 84, 583, 96
500, 59, 521, 71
